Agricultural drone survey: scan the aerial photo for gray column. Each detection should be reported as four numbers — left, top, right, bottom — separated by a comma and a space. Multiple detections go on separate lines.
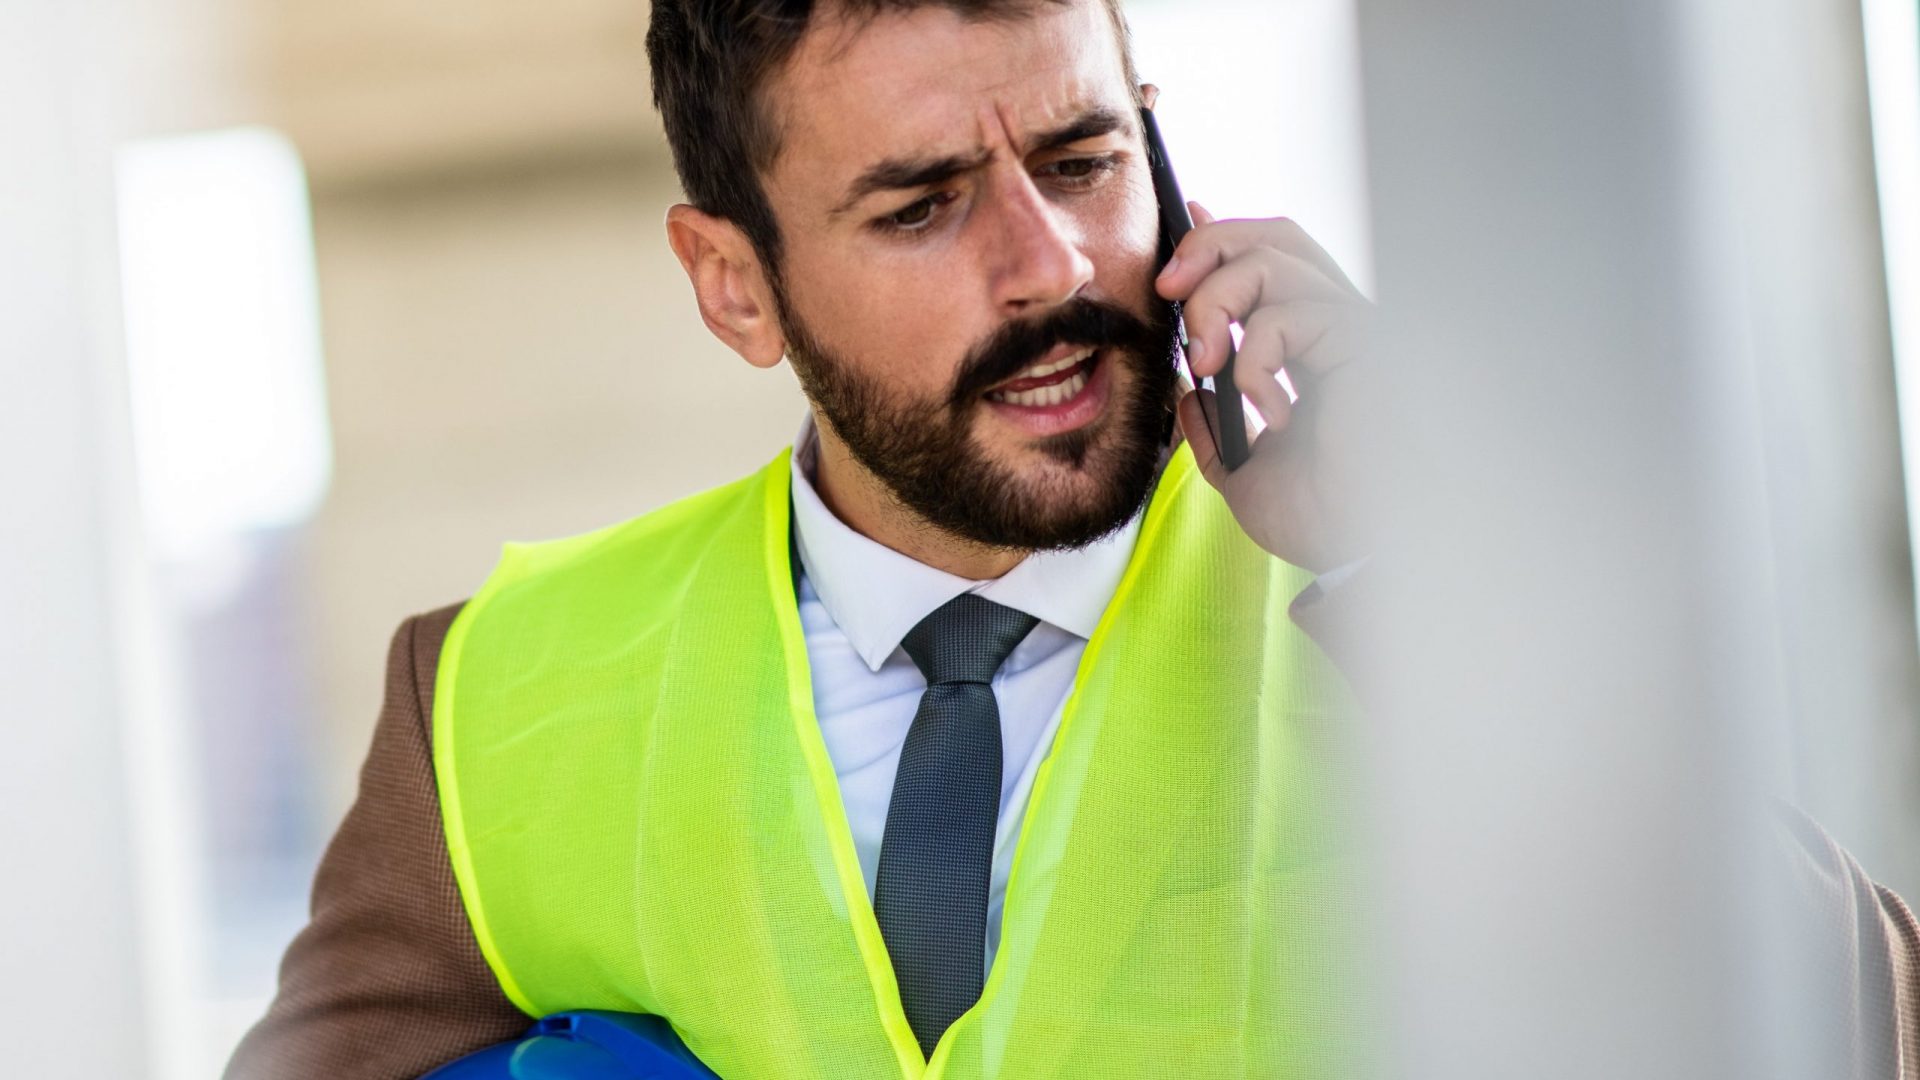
1349, 0, 1912, 1075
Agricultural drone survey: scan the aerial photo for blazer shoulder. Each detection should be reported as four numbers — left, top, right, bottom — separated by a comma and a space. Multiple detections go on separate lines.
223, 597, 525, 1080
396, 601, 467, 753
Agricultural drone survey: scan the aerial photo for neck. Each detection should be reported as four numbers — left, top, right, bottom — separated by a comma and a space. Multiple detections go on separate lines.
809, 423, 1027, 581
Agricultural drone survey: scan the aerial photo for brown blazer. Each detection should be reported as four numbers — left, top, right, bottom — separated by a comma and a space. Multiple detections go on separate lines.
225, 601, 1920, 1079
225, 604, 524, 1079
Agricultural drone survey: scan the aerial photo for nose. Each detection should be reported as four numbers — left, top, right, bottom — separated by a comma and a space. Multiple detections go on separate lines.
985, 166, 1095, 317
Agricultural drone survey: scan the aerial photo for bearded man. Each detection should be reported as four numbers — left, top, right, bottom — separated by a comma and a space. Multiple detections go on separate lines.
225, 0, 1920, 1077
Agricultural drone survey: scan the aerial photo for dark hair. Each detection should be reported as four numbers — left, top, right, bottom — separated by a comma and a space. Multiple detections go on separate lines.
645, 0, 1141, 273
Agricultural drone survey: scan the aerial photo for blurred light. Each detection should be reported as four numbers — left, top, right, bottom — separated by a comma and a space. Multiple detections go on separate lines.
115, 127, 332, 560
1864, 0, 1920, 633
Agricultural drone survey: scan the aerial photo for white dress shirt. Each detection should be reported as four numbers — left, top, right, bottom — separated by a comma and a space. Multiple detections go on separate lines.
788, 414, 1142, 974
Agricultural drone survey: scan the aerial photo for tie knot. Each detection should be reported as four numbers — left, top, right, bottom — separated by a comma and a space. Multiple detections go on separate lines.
900, 593, 1039, 687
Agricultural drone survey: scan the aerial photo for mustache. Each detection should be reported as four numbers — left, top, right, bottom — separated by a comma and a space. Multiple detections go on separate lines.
946, 296, 1175, 412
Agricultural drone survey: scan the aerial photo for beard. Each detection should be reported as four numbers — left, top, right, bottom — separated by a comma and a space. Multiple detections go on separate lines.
772, 281, 1183, 552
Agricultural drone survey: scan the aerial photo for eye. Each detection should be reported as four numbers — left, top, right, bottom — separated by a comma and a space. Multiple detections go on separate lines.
875, 192, 955, 234
1040, 154, 1121, 189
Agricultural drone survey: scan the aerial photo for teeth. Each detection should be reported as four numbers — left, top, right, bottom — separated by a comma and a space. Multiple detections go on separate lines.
984, 348, 1096, 406
1006, 347, 1094, 384
989, 369, 1090, 407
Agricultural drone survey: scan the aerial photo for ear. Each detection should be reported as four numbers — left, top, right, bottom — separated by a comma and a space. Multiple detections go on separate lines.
665, 204, 787, 370
1139, 82, 1160, 111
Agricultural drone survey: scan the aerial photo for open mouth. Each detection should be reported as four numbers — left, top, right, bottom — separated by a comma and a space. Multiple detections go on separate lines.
979, 345, 1110, 437
984, 346, 1099, 407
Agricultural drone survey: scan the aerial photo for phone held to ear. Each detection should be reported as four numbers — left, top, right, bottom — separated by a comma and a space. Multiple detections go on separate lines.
1139, 106, 1250, 473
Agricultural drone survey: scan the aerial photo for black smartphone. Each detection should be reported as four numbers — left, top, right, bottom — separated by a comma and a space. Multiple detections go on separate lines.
1140, 106, 1250, 472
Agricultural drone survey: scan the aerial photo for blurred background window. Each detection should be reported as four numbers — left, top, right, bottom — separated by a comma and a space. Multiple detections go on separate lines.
115, 125, 333, 1078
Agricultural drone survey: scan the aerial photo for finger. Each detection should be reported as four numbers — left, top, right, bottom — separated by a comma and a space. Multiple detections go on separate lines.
1237, 301, 1353, 382
1177, 389, 1229, 491
1263, 218, 1365, 299
1159, 214, 1362, 300
1180, 251, 1349, 379
1190, 368, 1285, 474
1230, 347, 1295, 433
1209, 303, 1296, 426
1157, 219, 1358, 304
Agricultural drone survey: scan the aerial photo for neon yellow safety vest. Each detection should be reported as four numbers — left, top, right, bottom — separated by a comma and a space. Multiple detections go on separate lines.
433, 443, 1354, 1080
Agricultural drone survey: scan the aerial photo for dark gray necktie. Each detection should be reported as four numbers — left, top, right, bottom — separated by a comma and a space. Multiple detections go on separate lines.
873, 593, 1039, 1059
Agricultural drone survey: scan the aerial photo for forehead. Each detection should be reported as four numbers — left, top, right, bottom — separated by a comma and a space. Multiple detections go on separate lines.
767, 1, 1131, 197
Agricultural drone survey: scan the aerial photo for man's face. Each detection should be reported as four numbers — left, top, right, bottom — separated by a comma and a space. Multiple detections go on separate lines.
761, 0, 1180, 552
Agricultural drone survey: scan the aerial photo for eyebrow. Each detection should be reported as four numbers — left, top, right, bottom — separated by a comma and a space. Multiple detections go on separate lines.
828, 104, 1133, 219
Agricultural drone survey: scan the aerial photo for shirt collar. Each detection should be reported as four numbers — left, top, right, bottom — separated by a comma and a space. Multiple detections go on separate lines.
789, 411, 1143, 673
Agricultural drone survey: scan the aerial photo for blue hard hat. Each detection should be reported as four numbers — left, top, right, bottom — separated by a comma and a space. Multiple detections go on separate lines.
420, 1011, 721, 1079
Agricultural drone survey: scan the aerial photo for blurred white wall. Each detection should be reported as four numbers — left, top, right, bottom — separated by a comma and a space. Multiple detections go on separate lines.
0, 1, 151, 1075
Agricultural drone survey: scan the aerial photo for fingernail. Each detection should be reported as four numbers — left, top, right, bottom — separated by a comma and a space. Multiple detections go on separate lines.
1187, 337, 1205, 364
1159, 254, 1181, 279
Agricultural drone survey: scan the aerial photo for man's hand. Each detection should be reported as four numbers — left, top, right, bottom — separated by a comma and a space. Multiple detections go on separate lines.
1155, 205, 1375, 572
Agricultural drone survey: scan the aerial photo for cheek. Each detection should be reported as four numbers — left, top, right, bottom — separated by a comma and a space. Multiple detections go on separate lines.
1079, 174, 1164, 310
783, 242, 989, 392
